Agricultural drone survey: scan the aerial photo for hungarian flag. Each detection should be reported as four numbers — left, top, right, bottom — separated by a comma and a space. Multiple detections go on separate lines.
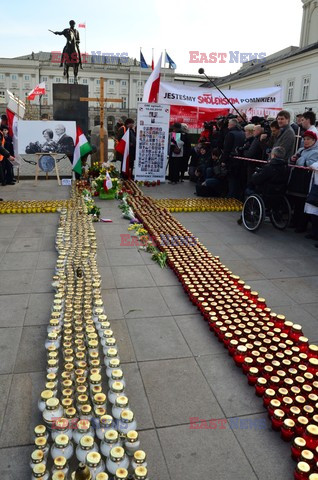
73, 126, 92, 175
27, 82, 46, 101
115, 128, 130, 177
78, 22, 86, 28
103, 172, 113, 192
142, 53, 162, 103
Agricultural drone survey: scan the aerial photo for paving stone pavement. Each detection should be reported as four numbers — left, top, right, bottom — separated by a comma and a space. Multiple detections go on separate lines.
0, 180, 317, 479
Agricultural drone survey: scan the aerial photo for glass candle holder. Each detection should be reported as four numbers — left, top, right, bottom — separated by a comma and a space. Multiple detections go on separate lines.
255, 377, 267, 397
263, 388, 276, 408
303, 425, 318, 450
294, 461, 311, 480
281, 418, 295, 442
271, 409, 285, 431
291, 437, 307, 461
295, 416, 310, 437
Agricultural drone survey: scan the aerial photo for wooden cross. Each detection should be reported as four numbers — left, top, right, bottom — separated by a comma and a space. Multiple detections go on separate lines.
80, 76, 122, 164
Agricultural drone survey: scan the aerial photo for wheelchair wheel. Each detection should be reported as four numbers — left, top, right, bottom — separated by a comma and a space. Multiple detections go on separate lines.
270, 195, 291, 230
242, 194, 265, 232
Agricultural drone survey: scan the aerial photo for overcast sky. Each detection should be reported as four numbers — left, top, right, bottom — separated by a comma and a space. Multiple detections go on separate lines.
2, 0, 303, 77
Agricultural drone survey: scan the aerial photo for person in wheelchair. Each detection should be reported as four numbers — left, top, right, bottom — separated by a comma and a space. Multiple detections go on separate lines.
245, 146, 289, 197
238, 146, 289, 225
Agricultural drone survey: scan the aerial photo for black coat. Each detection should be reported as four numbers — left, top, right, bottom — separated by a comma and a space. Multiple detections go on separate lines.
221, 126, 245, 174
245, 135, 263, 160
249, 157, 289, 195
56, 134, 74, 154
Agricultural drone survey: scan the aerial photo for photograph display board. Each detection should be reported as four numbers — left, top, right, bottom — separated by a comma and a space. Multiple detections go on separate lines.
135, 103, 170, 182
18, 120, 76, 155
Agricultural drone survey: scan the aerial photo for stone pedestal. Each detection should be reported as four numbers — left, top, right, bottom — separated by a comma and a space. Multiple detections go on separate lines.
53, 84, 89, 136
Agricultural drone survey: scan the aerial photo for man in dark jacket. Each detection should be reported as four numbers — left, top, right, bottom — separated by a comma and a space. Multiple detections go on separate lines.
220, 118, 245, 199
55, 124, 75, 154
248, 146, 289, 195
273, 110, 295, 161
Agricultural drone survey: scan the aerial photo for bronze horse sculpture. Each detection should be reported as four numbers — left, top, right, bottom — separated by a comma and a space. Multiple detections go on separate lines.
50, 20, 82, 84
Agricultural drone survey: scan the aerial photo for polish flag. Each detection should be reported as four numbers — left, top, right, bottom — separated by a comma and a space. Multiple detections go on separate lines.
6, 108, 18, 156
78, 22, 86, 28
27, 82, 46, 101
103, 172, 113, 192
115, 128, 130, 177
142, 54, 162, 103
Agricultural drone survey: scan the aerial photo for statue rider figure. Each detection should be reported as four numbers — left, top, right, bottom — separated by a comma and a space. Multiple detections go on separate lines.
54, 20, 83, 69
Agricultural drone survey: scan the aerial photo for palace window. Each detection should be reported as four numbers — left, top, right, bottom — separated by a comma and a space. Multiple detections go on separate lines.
121, 97, 127, 109
55, 77, 61, 83
301, 76, 310, 101
287, 80, 294, 102
11, 74, 17, 80
24, 75, 30, 81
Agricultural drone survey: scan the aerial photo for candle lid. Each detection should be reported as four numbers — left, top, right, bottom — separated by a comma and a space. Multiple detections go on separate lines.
134, 466, 148, 479
111, 381, 124, 392
296, 461, 310, 473
120, 410, 134, 422
301, 450, 314, 461
54, 455, 67, 467
126, 430, 138, 441
96, 474, 109, 480
283, 419, 295, 428
294, 437, 306, 448
297, 417, 309, 427
134, 450, 146, 462
86, 451, 101, 466
52, 472, 66, 480
55, 434, 69, 447
115, 468, 128, 479
105, 429, 119, 442
31, 449, 44, 462
34, 424, 46, 436
110, 446, 124, 461
273, 409, 285, 419
32, 463, 46, 476
306, 424, 318, 436
116, 395, 129, 408
80, 435, 94, 448
41, 390, 53, 401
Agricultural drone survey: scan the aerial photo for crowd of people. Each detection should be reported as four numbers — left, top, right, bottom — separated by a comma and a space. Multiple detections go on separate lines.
170, 110, 318, 246
2, 109, 318, 245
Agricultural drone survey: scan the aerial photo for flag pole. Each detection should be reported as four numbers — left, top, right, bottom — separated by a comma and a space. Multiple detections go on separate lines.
163, 49, 166, 81
85, 20, 87, 57
152, 48, 154, 70
139, 47, 142, 93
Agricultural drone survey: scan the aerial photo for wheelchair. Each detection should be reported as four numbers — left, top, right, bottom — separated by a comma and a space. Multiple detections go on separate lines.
242, 192, 292, 232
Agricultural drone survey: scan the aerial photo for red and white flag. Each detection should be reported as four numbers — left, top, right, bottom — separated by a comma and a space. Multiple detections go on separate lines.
103, 172, 113, 192
27, 82, 46, 101
115, 128, 130, 177
6, 108, 18, 156
142, 53, 162, 103
78, 22, 86, 28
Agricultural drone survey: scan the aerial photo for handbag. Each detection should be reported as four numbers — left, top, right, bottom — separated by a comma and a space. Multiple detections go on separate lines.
306, 183, 318, 207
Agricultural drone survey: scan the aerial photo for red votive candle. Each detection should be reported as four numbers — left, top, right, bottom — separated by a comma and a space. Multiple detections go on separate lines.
281, 418, 295, 442
233, 345, 247, 367
271, 408, 285, 431
255, 377, 267, 397
291, 437, 307, 461
294, 461, 311, 480
303, 425, 318, 450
